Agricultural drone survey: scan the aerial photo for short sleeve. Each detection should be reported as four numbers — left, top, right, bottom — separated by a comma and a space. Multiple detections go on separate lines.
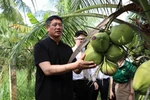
34, 43, 50, 66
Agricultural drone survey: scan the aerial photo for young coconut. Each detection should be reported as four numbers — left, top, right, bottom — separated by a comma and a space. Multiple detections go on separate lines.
133, 60, 150, 95
100, 57, 118, 76
104, 44, 126, 62
84, 47, 103, 65
90, 32, 110, 53
110, 24, 135, 46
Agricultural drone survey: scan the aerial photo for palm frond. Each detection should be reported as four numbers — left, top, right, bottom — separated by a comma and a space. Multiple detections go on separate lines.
9, 24, 31, 33
2, 6, 23, 23
27, 12, 39, 24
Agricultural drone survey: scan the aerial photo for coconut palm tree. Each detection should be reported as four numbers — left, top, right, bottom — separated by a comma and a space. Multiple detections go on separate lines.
0, 0, 33, 100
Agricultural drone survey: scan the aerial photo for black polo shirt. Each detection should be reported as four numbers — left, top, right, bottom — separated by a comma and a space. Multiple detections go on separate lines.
34, 37, 74, 100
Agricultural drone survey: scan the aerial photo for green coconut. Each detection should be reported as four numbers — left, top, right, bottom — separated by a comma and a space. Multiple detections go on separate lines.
84, 48, 103, 65
133, 60, 150, 95
100, 57, 118, 76
105, 44, 125, 62
86, 42, 92, 49
90, 32, 110, 53
110, 24, 135, 46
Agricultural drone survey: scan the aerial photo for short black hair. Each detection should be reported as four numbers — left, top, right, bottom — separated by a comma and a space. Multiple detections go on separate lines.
45, 15, 62, 26
74, 30, 88, 37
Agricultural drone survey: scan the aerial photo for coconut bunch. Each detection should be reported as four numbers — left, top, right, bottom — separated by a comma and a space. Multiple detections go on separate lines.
84, 24, 136, 76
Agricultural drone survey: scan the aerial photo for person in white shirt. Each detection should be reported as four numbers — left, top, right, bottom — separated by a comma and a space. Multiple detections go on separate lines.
72, 30, 94, 100
91, 66, 110, 100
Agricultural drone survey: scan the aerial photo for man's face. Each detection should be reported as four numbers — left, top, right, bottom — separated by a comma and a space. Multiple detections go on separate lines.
75, 34, 86, 46
46, 19, 63, 38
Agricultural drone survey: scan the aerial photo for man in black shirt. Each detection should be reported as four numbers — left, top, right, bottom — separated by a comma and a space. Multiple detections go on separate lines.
34, 15, 96, 100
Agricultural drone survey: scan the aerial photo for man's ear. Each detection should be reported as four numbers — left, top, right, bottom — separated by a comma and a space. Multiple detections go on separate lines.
46, 26, 49, 30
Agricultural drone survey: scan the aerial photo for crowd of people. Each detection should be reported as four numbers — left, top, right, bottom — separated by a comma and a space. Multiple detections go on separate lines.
33, 15, 137, 100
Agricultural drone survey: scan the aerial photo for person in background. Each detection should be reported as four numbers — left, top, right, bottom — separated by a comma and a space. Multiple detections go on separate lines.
109, 56, 137, 100
91, 66, 110, 100
72, 30, 94, 100
33, 15, 96, 100
109, 77, 116, 100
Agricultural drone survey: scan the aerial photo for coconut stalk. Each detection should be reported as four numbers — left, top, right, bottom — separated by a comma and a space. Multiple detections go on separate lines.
9, 56, 17, 100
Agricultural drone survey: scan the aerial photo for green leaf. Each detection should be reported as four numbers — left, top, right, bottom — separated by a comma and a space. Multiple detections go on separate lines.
27, 13, 39, 24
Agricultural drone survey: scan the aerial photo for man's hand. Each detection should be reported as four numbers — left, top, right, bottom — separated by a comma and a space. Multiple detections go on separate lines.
76, 53, 96, 69
94, 82, 99, 90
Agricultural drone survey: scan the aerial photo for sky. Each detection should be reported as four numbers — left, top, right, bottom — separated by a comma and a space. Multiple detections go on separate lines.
22, 0, 129, 25
22, 0, 57, 13
22, 0, 58, 25
22, 0, 129, 15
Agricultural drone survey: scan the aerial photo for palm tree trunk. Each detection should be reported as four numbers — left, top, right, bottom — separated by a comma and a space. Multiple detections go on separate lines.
9, 57, 17, 100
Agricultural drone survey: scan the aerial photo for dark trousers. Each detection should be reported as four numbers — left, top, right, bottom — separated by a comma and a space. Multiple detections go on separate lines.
93, 78, 110, 100
73, 80, 94, 100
